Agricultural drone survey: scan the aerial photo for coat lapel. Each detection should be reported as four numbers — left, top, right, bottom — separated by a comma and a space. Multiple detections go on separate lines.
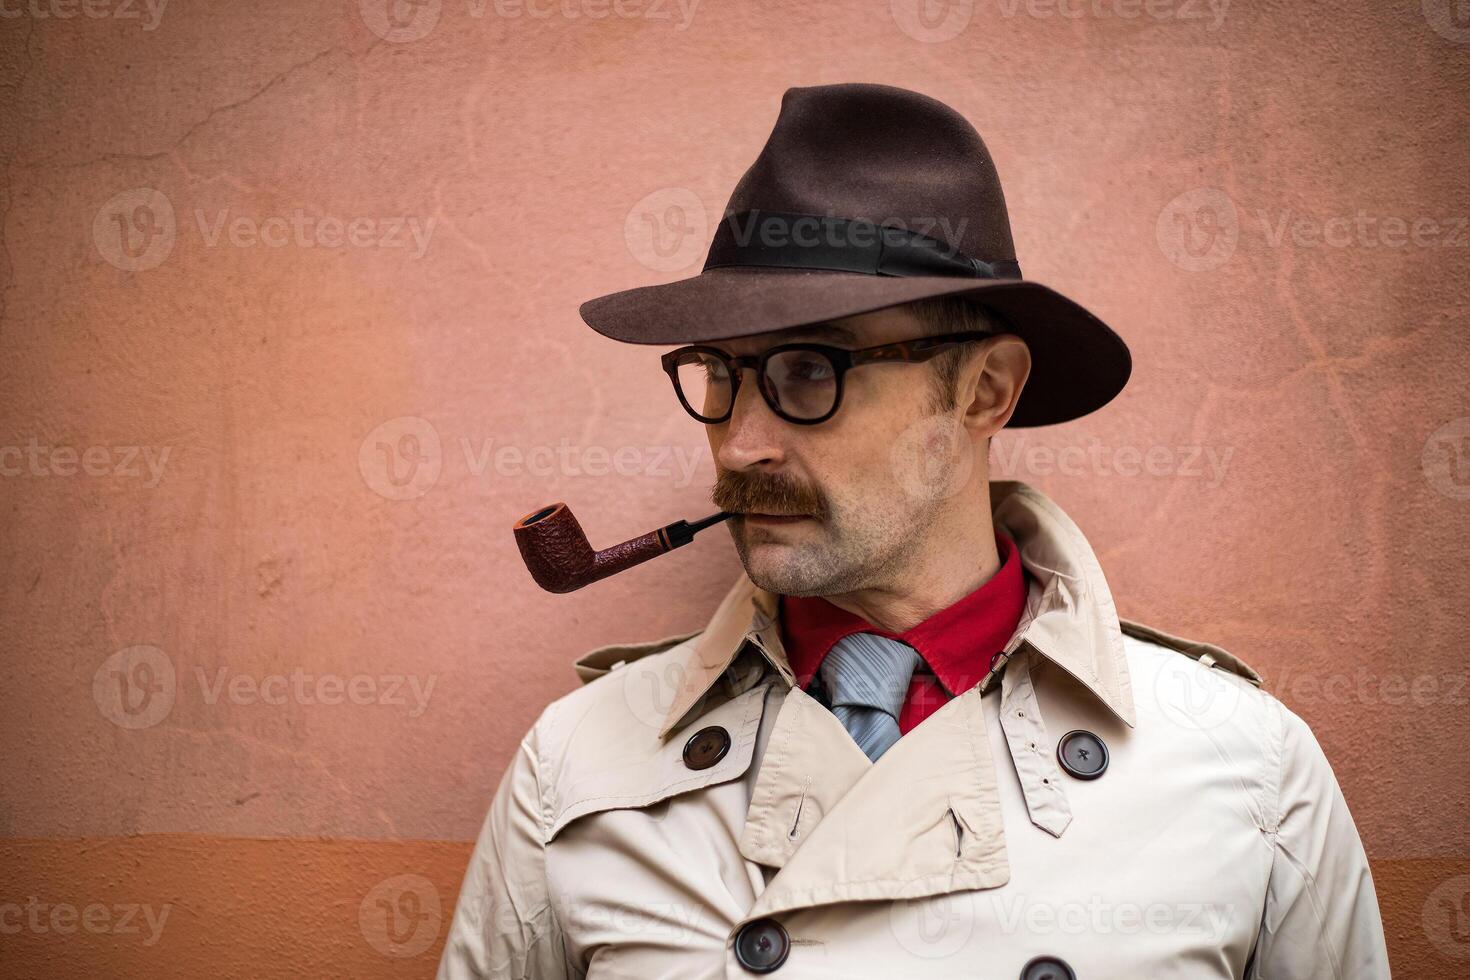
737, 681, 870, 870
741, 681, 1010, 919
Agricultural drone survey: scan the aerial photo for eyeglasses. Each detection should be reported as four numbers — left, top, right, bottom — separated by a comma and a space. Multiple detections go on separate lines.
660, 330, 993, 425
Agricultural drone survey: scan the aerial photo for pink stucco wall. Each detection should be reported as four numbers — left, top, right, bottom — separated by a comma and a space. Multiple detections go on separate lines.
2, 1, 1467, 975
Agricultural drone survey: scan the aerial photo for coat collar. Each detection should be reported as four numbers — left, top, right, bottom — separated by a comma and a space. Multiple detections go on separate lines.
656, 480, 1136, 740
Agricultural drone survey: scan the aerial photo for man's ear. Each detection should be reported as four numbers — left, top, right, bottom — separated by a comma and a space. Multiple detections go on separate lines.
960, 334, 1031, 436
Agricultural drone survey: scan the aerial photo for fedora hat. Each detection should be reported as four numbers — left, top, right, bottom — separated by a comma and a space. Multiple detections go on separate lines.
578, 82, 1131, 427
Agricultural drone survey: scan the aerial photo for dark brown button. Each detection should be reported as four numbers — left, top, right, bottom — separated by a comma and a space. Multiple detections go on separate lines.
1056, 729, 1109, 780
1021, 955, 1076, 980
682, 725, 731, 770
734, 917, 789, 972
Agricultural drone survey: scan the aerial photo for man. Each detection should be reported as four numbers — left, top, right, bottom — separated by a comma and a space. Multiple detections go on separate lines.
439, 83, 1389, 979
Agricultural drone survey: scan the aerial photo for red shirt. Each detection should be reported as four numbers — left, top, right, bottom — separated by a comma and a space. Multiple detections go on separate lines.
779, 530, 1028, 735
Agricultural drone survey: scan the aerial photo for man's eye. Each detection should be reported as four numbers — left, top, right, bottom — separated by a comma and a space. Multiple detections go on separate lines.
788, 357, 834, 382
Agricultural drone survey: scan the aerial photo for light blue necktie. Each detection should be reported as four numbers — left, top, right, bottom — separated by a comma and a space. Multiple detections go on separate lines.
814, 633, 921, 762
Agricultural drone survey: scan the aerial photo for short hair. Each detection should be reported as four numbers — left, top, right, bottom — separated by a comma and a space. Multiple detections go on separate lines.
907, 295, 1006, 414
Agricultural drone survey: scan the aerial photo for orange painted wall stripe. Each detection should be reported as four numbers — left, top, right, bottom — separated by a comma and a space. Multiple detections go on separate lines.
1, 836, 1465, 977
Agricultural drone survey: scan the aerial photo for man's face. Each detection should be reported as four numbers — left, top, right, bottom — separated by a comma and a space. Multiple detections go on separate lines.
700, 305, 976, 598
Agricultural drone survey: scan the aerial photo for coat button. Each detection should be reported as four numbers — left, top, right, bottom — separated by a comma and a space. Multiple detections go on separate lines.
734, 918, 790, 972
1021, 955, 1076, 980
1056, 729, 1109, 780
682, 725, 731, 770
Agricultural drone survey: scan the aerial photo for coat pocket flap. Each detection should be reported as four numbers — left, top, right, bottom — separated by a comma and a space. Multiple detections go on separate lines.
544, 678, 772, 843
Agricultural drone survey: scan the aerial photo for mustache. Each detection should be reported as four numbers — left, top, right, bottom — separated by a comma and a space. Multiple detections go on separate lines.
712, 469, 825, 518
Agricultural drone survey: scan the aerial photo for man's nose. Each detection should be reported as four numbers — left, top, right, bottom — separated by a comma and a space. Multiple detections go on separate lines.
714, 366, 788, 472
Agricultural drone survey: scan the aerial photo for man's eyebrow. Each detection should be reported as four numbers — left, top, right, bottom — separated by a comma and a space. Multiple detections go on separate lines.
766, 321, 858, 344
663, 322, 859, 358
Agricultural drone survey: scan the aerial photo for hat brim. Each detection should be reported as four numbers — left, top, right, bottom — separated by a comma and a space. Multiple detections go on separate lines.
579, 267, 1130, 428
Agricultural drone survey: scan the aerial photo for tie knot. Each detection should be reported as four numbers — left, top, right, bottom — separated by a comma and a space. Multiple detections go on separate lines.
817, 633, 922, 719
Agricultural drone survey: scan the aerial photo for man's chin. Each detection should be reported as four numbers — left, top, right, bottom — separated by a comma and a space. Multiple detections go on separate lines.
735, 524, 820, 563
737, 543, 833, 596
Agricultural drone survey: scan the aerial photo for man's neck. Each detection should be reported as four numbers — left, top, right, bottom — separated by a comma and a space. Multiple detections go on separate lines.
817, 511, 1003, 633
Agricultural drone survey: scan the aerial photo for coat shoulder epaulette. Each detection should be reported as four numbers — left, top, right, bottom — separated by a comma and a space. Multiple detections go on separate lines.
573, 628, 703, 685
1118, 618, 1262, 687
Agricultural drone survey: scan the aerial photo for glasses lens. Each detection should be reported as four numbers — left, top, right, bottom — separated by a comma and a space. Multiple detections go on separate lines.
674, 351, 733, 421
764, 348, 839, 420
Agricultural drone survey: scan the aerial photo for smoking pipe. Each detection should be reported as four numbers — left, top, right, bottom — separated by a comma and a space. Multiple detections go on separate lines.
513, 502, 735, 593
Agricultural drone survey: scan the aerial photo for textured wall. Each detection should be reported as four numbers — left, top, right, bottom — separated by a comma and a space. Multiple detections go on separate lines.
1, 1, 1467, 976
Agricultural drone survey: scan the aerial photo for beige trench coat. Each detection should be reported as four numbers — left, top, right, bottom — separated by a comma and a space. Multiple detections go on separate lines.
439, 481, 1389, 979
